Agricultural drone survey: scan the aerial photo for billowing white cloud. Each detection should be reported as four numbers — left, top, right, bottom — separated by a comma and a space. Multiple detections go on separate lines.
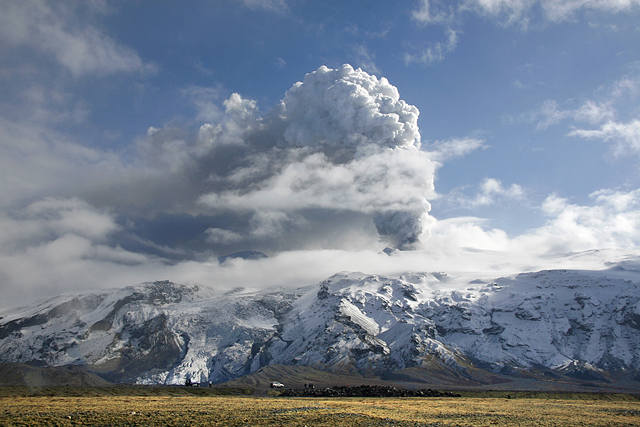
4, 188, 640, 310
0, 1, 155, 77
200, 148, 433, 215
516, 189, 640, 252
427, 187, 640, 254
426, 216, 512, 251
195, 64, 435, 249
276, 65, 421, 150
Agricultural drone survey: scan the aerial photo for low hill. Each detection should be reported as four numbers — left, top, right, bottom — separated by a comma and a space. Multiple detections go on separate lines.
0, 363, 111, 387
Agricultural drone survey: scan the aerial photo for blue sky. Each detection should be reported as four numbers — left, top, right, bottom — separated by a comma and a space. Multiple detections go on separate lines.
1, 0, 640, 308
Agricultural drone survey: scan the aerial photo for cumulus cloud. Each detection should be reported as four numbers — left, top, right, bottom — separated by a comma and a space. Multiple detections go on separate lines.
427, 187, 640, 254
2, 51, 637, 311
183, 85, 225, 123
426, 216, 512, 251
515, 189, 640, 252
0, 1, 155, 77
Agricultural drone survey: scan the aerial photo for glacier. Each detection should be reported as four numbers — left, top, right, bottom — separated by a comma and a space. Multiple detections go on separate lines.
2, 262, 640, 388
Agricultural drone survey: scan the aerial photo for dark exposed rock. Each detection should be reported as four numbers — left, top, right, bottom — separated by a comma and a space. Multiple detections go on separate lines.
317, 283, 330, 299
279, 384, 461, 398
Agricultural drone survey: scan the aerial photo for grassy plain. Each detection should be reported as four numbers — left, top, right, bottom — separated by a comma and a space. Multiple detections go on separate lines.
1, 387, 639, 427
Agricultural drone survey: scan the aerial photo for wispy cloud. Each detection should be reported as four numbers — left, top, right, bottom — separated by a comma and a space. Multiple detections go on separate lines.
425, 137, 487, 163
404, 28, 459, 66
569, 119, 640, 155
533, 99, 615, 130
407, 0, 640, 66
413, 0, 456, 25
0, 1, 156, 77
238, 0, 289, 13
463, 0, 640, 26
529, 71, 640, 156
352, 44, 381, 75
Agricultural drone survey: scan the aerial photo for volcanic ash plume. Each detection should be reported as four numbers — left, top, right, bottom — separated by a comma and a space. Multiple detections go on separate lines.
374, 211, 425, 250
276, 65, 421, 151
198, 64, 435, 249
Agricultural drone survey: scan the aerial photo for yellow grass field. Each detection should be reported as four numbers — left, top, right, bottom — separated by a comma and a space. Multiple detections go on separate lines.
2, 393, 640, 427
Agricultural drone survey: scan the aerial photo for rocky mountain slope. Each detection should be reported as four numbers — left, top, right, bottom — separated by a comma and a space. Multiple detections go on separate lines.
2, 264, 640, 389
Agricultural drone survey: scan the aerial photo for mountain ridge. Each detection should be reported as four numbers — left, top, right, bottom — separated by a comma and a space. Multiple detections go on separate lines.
2, 262, 640, 390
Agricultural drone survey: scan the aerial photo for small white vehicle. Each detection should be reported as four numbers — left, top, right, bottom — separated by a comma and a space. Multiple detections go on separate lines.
270, 381, 285, 388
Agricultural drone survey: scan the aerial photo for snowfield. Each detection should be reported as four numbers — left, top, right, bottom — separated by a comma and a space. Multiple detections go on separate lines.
2, 252, 640, 386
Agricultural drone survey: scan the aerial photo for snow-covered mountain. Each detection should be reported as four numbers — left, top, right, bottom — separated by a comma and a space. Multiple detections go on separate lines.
2, 263, 640, 388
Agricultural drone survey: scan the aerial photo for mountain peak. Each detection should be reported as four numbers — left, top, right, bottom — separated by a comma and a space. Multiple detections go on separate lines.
1, 266, 640, 390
